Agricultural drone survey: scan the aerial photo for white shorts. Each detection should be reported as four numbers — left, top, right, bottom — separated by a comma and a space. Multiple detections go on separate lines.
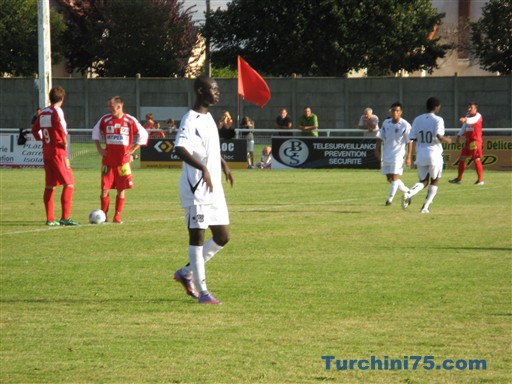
381, 161, 404, 176
247, 140, 254, 152
185, 200, 230, 229
416, 164, 443, 181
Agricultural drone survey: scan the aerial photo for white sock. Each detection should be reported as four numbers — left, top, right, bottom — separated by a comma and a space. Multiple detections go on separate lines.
388, 181, 399, 201
408, 182, 425, 198
180, 265, 192, 277
180, 240, 223, 280
189, 245, 207, 293
203, 238, 223, 264
396, 179, 408, 193
423, 185, 438, 210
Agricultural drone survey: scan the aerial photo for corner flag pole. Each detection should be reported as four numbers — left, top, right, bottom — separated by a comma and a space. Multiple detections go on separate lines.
37, 0, 52, 108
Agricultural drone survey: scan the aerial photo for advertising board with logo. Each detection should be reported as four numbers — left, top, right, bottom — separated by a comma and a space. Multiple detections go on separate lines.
140, 138, 247, 169
0, 133, 44, 168
443, 136, 512, 171
272, 137, 380, 169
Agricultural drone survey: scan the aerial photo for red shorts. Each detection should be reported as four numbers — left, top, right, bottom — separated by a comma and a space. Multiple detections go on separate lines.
460, 141, 483, 159
101, 163, 134, 191
44, 154, 74, 187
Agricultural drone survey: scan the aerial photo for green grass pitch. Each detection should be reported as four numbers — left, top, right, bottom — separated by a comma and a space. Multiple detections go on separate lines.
1, 163, 511, 383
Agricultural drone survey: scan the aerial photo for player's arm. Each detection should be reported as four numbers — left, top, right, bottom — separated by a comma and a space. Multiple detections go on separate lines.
135, 120, 149, 146
92, 121, 107, 157
31, 121, 42, 141
221, 157, 234, 187
94, 140, 107, 157
374, 138, 382, 159
405, 141, 413, 167
437, 133, 452, 144
463, 113, 481, 125
175, 146, 213, 192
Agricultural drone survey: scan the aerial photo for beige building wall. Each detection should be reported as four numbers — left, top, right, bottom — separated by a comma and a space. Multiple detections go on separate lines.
426, 0, 495, 77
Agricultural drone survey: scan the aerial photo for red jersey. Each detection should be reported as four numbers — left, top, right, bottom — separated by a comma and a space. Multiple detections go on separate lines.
459, 112, 483, 144
92, 113, 148, 166
31, 105, 68, 158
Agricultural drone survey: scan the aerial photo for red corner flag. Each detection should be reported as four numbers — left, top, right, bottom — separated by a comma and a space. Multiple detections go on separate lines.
237, 56, 271, 108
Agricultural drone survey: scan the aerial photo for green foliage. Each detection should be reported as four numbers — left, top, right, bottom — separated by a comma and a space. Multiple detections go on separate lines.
1, 166, 511, 383
471, 0, 512, 74
212, 65, 238, 78
0, 0, 66, 76
57, 0, 198, 77
203, 0, 450, 76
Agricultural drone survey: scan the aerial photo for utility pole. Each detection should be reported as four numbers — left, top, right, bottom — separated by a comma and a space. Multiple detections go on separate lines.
204, 0, 211, 77
37, 0, 52, 107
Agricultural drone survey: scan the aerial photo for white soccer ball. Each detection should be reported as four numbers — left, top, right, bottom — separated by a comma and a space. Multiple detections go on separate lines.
89, 209, 106, 224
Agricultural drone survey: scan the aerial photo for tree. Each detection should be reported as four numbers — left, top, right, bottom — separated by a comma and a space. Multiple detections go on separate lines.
0, 0, 66, 76
57, 0, 199, 77
471, 0, 512, 74
203, 0, 450, 77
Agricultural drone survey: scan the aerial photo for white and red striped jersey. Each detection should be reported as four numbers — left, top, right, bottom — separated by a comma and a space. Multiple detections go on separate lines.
31, 105, 68, 158
92, 113, 148, 166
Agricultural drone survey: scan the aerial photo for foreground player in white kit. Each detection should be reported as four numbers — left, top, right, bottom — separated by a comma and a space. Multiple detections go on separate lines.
173, 77, 234, 305
375, 102, 412, 206
403, 97, 452, 213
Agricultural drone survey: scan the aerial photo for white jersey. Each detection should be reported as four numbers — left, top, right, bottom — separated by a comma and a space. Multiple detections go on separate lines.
377, 117, 411, 163
175, 109, 225, 207
410, 112, 445, 166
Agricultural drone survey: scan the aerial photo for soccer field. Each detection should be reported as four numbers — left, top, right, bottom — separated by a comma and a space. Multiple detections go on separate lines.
1, 167, 511, 383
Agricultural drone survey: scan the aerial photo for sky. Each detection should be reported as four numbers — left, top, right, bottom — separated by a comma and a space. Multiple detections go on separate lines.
183, 0, 229, 22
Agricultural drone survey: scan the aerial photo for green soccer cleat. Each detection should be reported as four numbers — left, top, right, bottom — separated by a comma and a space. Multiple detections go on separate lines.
59, 218, 79, 226
45, 220, 60, 226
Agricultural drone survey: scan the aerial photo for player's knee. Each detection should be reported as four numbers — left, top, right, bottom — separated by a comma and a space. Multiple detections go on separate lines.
214, 232, 230, 247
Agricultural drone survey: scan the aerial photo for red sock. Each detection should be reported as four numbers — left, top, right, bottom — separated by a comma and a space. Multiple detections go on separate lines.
101, 195, 110, 216
61, 185, 74, 220
457, 159, 466, 180
475, 159, 483, 182
115, 195, 125, 218
44, 188, 55, 222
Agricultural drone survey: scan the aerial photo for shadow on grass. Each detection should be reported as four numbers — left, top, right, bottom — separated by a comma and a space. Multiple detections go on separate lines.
0, 298, 183, 304
436, 246, 511, 252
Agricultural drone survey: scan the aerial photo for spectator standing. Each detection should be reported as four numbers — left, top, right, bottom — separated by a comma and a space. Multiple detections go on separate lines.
143, 113, 155, 129
166, 118, 178, 136
358, 107, 380, 137
92, 96, 148, 224
275, 108, 293, 136
240, 116, 255, 168
298, 107, 319, 137
449, 102, 484, 185
374, 102, 413, 206
218, 110, 235, 140
144, 113, 165, 138
173, 77, 233, 305
151, 121, 165, 138
31, 86, 78, 226
402, 97, 452, 213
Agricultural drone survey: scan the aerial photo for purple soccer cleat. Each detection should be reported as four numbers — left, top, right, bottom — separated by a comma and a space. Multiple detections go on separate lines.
173, 269, 198, 299
198, 292, 222, 305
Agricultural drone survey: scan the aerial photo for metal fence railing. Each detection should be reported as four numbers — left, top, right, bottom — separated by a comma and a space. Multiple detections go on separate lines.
2, 127, 510, 169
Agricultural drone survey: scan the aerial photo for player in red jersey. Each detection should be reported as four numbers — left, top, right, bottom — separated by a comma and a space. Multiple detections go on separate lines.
31, 86, 78, 226
449, 102, 484, 185
92, 96, 148, 223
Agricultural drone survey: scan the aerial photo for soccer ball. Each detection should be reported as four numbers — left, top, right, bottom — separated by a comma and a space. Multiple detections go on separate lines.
89, 209, 106, 224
